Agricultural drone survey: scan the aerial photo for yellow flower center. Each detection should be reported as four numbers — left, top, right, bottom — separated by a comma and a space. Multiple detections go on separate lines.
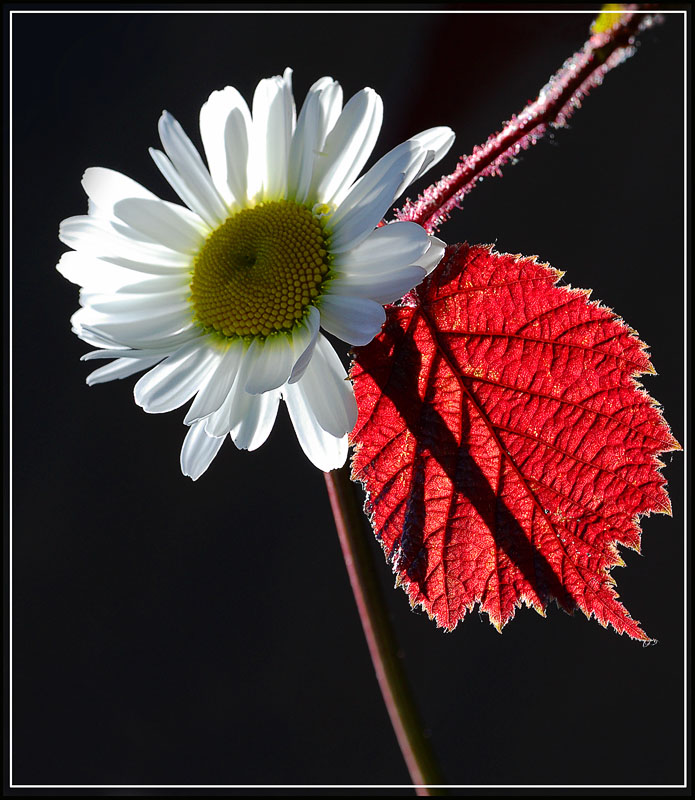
190, 200, 331, 339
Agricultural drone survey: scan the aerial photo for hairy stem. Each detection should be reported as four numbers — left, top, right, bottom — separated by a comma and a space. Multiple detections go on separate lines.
396, 10, 661, 234
324, 466, 444, 795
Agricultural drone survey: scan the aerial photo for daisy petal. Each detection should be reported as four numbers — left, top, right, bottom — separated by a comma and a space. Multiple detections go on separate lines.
229, 389, 281, 451
418, 236, 447, 275
315, 79, 343, 145
328, 265, 426, 305
330, 126, 454, 224
81, 166, 152, 209
408, 127, 455, 183
287, 77, 343, 205
134, 339, 220, 414
287, 88, 321, 204
292, 334, 357, 438
252, 68, 295, 201
332, 221, 432, 275
199, 85, 253, 207
149, 148, 213, 228
81, 347, 173, 361
59, 215, 189, 265
329, 169, 405, 254
84, 314, 194, 351
76, 291, 190, 320
203, 346, 252, 437
288, 306, 320, 383
81, 288, 188, 316
82, 167, 206, 236
181, 420, 226, 481
158, 111, 229, 226
244, 334, 295, 395
312, 88, 383, 206
318, 295, 386, 346
109, 274, 190, 294
111, 197, 205, 254
58, 252, 188, 290
184, 341, 245, 424
58, 251, 141, 292
329, 147, 413, 233
87, 355, 163, 386
283, 382, 348, 472
77, 322, 200, 353
339, 140, 428, 219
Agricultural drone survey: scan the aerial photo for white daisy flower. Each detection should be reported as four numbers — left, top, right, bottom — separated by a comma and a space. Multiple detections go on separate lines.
57, 68, 453, 477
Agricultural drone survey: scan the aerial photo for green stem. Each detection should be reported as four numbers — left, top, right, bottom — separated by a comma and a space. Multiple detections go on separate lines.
324, 465, 445, 795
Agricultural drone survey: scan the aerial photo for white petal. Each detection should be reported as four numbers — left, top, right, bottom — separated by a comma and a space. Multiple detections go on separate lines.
332, 221, 432, 275
149, 148, 213, 228
291, 334, 357, 438
81, 167, 206, 236
406, 127, 455, 184
109, 274, 190, 294
110, 197, 205, 253
58, 251, 143, 292
82, 290, 188, 316
252, 68, 295, 201
315, 79, 343, 146
337, 140, 428, 220
184, 341, 245, 424
82, 166, 152, 202
288, 306, 320, 383
181, 420, 226, 481
77, 322, 200, 353
86, 355, 163, 386
418, 236, 447, 275
311, 88, 383, 206
286, 77, 343, 205
78, 307, 195, 348
77, 290, 190, 319
229, 389, 281, 451
82, 347, 175, 361
350, 128, 454, 206
328, 147, 413, 235
75, 327, 119, 349
59, 215, 189, 265
97, 253, 191, 275
203, 346, 251, 437
283, 382, 348, 472
323, 125, 453, 245
318, 295, 386, 346
336, 127, 454, 210
287, 88, 321, 204
134, 339, 220, 414
328, 169, 405, 254
328, 266, 426, 305
244, 334, 295, 395
158, 111, 229, 224
199, 86, 253, 207
77, 275, 189, 304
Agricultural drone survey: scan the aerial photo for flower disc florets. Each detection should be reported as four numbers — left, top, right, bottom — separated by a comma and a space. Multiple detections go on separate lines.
191, 201, 331, 339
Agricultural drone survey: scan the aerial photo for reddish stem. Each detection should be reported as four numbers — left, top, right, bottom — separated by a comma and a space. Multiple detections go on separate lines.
396, 10, 661, 235
324, 466, 444, 795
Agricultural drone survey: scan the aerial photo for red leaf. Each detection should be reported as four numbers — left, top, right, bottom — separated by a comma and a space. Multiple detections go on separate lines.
350, 244, 679, 640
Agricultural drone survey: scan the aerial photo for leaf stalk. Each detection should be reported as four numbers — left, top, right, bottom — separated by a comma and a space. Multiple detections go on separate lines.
396, 10, 661, 235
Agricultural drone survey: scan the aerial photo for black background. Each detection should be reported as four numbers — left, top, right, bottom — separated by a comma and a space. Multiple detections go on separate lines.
9, 7, 686, 791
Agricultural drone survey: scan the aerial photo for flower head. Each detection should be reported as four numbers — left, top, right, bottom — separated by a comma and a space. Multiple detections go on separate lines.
58, 69, 453, 477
